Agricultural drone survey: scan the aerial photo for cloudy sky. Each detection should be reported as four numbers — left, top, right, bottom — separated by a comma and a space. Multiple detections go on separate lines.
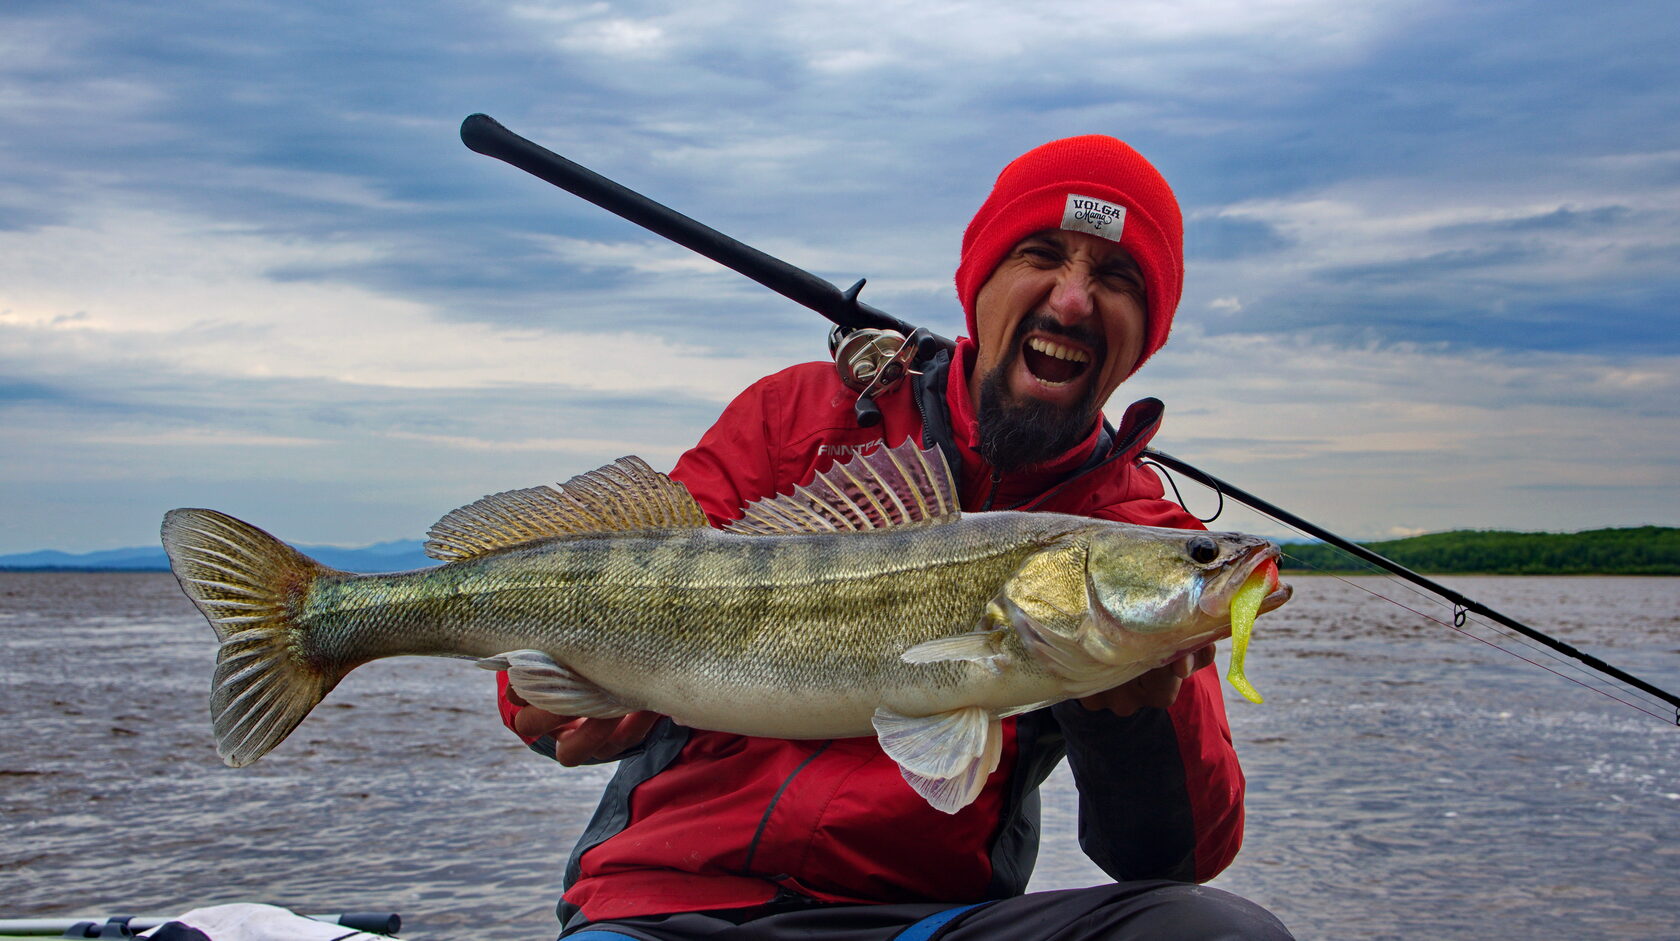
2, 0, 1676, 554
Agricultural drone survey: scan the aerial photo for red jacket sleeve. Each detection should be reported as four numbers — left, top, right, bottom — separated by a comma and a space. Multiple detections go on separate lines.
495, 670, 541, 744
665, 375, 785, 524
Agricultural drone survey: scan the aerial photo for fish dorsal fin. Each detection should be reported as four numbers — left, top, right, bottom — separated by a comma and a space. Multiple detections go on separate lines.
724, 439, 959, 536
425, 456, 708, 561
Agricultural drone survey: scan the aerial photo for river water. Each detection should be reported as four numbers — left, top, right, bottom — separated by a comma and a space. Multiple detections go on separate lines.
2, 572, 1676, 940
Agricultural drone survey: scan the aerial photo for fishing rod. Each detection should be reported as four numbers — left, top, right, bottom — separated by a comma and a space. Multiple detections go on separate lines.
460, 113, 949, 427
458, 113, 1680, 724
460, 114, 947, 347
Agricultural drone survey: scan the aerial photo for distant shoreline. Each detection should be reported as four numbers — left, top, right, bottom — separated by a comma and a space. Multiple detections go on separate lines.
0, 539, 434, 575
0, 564, 434, 574
1276, 525, 1679, 576
1, 566, 172, 573
4, 526, 1675, 576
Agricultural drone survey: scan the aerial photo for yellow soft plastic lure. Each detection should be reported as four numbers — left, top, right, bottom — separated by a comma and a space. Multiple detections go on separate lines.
1226, 565, 1273, 704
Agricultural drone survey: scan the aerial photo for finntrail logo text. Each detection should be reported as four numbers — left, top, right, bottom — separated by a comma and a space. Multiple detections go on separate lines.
817, 440, 883, 458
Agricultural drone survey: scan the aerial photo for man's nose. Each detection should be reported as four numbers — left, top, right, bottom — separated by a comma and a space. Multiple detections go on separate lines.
1046, 267, 1096, 323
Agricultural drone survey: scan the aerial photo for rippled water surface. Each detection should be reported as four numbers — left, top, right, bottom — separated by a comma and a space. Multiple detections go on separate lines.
2, 573, 1676, 940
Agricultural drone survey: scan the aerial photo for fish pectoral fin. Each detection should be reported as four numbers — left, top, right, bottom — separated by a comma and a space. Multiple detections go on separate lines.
899, 630, 1009, 668
996, 699, 1058, 719
477, 650, 631, 719
872, 706, 1003, 815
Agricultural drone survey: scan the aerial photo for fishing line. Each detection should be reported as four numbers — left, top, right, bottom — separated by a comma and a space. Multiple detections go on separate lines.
1275, 545, 1677, 724
1141, 458, 1224, 524
1267, 523, 1646, 704
1261, 518, 1673, 719
1284, 538, 1678, 723
1146, 452, 1680, 725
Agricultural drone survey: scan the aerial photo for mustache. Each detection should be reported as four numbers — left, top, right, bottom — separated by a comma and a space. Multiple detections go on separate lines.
1011, 313, 1105, 353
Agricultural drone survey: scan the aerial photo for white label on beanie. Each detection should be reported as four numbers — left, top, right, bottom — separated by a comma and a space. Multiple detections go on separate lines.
1061, 194, 1126, 241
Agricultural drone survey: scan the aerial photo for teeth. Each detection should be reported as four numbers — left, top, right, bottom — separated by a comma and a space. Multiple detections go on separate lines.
1026, 337, 1091, 364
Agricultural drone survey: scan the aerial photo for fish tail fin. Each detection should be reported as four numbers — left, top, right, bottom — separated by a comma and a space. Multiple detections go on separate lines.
161, 508, 346, 767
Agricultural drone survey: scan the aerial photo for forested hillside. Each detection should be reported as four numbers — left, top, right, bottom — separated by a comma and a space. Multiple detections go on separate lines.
1279, 526, 1680, 575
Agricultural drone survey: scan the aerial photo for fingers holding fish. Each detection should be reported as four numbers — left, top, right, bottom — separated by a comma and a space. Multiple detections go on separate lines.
506, 682, 659, 765
1077, 643, 1216, 717
552, 712, 663, 766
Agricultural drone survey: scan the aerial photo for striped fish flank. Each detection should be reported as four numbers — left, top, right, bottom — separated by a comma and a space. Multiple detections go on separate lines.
162, 439, 1289, 813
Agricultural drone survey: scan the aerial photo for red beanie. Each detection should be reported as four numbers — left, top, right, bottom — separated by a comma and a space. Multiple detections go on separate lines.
955, 135, 1184, 375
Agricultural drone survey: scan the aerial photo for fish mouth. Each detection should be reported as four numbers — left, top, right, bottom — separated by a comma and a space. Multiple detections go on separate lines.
1197, 540, 1289, 621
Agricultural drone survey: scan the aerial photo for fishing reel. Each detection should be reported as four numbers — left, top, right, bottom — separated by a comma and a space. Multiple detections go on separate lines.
829, 325, 927, 427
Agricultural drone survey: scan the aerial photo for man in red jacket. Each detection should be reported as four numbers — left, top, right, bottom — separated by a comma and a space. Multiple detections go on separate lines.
500, 136, 1293, 941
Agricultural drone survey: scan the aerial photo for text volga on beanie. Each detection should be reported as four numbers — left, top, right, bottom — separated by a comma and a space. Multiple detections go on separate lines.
955, 135, 1184, 376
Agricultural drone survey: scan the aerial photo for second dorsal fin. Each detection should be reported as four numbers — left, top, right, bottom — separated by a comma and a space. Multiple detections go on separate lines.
425, 456, 709, 561
724, 439, 960, 536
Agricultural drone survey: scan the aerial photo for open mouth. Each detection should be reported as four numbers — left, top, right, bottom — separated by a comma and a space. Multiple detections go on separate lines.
1020, 336, 1093, 387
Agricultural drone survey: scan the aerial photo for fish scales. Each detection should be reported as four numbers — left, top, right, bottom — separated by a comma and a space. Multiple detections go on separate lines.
302, 516, 1079, 699
163, 440, 1290, 812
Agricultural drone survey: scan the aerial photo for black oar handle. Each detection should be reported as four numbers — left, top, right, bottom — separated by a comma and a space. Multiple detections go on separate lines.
0, 912, 400, 937
460, 113, 945, 343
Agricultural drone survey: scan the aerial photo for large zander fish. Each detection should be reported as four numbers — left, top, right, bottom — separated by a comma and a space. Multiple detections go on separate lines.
162, 440, 1290, 813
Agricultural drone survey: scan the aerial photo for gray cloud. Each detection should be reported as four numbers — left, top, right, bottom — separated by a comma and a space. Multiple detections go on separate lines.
3, 0, 1678, 551
1186, 216, 1295, 261
1431, 206, 1636, 237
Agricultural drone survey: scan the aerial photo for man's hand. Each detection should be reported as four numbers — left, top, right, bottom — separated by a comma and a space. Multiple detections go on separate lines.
506, 687, 661, 766
1079, 643, 1217, 717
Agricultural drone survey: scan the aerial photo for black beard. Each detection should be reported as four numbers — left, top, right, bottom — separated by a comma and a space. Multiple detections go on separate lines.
975, 360, 1101, 476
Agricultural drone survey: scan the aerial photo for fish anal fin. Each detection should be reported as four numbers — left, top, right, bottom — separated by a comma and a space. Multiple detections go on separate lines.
427, 456, 708, 561
477, 650, 632, 719
724, 439, 959, 536
872, 705, 1003, 814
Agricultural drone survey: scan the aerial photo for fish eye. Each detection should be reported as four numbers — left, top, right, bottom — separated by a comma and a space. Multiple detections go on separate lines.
1187, 535, 1220, 564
